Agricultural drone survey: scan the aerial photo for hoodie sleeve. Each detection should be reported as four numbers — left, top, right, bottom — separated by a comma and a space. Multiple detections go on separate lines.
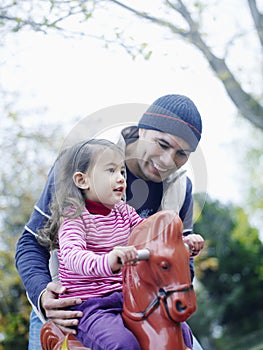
179, 177, 193, 232
15, 165, 56, 309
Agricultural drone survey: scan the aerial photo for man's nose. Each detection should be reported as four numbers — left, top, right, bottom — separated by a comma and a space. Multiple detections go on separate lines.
159, 151, 177, 168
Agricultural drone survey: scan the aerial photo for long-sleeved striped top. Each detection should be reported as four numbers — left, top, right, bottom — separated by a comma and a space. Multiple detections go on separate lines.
58, 200, 144, 300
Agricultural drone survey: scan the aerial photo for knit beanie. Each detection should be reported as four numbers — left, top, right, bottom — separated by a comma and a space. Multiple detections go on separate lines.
138, 94, 202, 150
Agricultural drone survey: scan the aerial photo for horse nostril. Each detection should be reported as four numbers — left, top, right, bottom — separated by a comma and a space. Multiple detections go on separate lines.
176, 301, 187, 312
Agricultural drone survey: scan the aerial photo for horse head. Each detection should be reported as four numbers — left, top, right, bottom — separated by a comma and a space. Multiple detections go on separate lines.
122, 210, 196, 326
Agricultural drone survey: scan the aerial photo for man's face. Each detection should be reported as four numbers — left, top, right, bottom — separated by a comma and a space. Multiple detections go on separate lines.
134, 129, 192, 182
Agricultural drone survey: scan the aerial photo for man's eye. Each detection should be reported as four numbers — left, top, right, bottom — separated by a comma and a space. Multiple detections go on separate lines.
158, 142, 169, 150
178, 151, 188, 157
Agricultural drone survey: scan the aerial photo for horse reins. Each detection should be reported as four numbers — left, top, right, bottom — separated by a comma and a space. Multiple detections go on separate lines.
125, 284, 193, 322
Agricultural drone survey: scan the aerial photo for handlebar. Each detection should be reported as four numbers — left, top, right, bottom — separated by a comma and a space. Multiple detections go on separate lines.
117, 248, 150, 265
136, 249, 150, 261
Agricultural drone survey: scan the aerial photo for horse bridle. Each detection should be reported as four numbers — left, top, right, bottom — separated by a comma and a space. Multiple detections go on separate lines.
125, 283, 193, 322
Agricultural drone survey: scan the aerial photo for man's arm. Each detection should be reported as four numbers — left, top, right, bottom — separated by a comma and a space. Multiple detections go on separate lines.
179, 178, 196, 282
15, 165, 56, 308
16, 232, 84, 333
15, 228, 51, 309
15, 164, 83, 332
179, 177, 194, 231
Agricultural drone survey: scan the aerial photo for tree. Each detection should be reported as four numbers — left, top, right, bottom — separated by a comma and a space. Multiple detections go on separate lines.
189, 193, 263, 349
109, 0, 263, 130
0, 239, 31, 350
1, 0, 262, 130
0, 103, 62, 348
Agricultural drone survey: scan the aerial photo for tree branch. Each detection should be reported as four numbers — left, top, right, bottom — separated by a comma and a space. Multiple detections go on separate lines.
247, 0, 263, 47
110, 0, 263, 130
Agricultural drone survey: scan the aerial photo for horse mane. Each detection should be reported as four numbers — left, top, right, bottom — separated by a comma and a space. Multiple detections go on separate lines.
128, 210, 183, 248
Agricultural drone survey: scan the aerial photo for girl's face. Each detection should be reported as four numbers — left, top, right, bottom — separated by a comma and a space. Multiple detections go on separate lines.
85, 148, 126, 207
134, 129, 192, 182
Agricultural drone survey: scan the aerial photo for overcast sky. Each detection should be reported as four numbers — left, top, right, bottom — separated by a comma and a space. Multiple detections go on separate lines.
1, 1, 255, 209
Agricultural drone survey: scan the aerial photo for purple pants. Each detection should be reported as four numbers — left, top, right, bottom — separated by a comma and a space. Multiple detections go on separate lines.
72, 291, 193, 350
72, 291, 140, 349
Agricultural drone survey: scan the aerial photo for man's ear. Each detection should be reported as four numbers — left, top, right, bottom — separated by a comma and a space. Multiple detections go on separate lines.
138, 128, 146, 138
73, 172, 90, 189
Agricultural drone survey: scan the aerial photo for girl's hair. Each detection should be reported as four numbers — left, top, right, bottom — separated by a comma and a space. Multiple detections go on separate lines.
37, 139, 124, 250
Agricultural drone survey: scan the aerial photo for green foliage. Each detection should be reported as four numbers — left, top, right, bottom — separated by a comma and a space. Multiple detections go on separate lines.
189, 194, 263, 348
231, 122, 263, 237
0, 108, 62, 348
0, 0, 97, 35
215, 329, 263, 350
0, 238, 31, 350
1, 108, 60, 221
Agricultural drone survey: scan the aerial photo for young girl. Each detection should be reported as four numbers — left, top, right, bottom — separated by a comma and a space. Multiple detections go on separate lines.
38, 139, 144, 350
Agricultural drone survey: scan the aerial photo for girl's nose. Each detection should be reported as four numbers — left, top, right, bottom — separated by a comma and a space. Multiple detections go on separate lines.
117, 172, 125, 183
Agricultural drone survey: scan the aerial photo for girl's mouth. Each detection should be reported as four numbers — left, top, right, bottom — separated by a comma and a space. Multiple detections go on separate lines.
114, 186, 124, 193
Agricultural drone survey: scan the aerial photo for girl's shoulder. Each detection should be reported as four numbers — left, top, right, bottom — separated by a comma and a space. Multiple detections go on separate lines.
62, 206, 87, 225
113, 201, 136, 217
115, 200, 133, 211
114, 201, 143, 224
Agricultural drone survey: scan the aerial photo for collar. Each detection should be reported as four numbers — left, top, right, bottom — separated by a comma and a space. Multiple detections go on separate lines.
85, 199, 112, 216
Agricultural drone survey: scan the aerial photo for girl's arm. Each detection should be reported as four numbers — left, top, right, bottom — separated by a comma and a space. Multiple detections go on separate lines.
59, 218, 116, 277
59, 216, 139, 276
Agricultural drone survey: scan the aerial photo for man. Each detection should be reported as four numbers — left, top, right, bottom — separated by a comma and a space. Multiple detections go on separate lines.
16, 94, 205, 349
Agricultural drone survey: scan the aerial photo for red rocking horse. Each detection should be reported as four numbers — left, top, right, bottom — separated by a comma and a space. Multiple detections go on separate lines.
40, 210, 196, 350
122, 209, 196, 350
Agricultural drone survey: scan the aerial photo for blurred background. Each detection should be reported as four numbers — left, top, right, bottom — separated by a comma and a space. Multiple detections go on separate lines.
0, 1, 263, 349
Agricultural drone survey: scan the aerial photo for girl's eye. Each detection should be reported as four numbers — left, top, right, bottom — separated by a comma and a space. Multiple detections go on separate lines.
107, 168, 115, 173
121, 170, 126, 176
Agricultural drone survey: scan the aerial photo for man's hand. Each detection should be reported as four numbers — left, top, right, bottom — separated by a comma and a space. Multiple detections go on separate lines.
183, 233, 204, 256
41, 281, 83, 334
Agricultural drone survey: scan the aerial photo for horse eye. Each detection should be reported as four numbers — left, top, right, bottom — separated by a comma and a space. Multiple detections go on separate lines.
160, 261, 169, 270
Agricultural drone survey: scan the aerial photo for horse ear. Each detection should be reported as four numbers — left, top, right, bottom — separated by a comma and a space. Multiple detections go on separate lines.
73, 172, 90, 190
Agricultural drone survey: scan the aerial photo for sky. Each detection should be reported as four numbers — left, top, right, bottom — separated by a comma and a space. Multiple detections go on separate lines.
1, 1, 255, 209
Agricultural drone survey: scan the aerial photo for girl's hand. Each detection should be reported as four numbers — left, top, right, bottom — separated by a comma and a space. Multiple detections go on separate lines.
108, 246, 138, 272
183, 234, 204, 256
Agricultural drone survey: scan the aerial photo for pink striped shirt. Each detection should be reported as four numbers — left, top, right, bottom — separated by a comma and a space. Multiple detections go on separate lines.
58, 201, 144, 300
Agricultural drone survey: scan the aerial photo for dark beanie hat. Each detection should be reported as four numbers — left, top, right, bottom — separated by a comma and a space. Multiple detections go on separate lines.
138, 94, 202, 150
